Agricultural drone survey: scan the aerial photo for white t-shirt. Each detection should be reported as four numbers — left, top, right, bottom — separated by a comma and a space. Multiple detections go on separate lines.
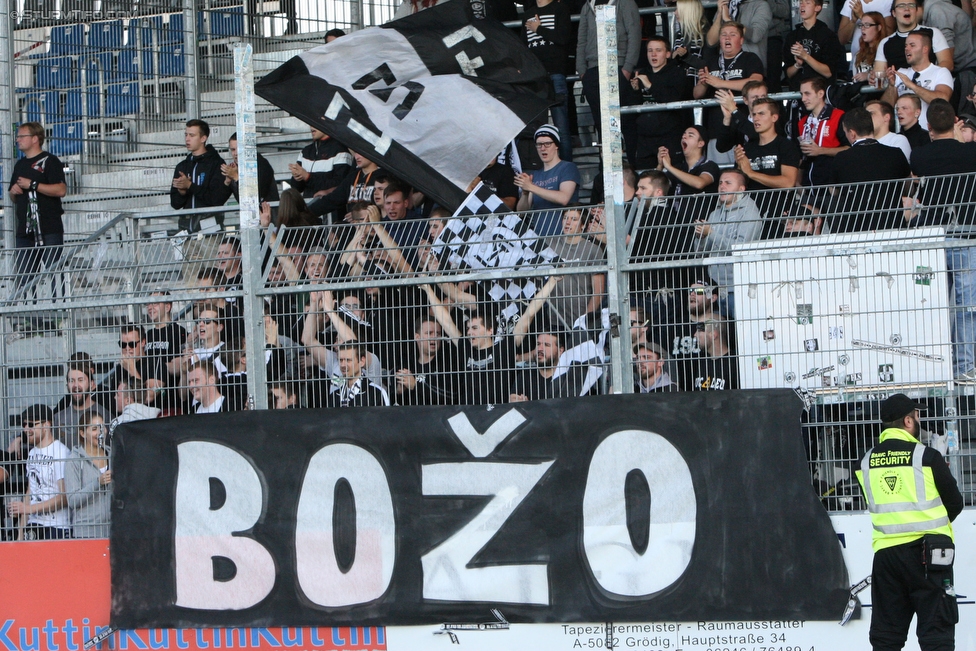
841, 0, 894, 62
195, 395, 225, 414
27, 439, 71, 529
878, 131, 912, 162
877, 24, 951, 65
894, 63, 954, 129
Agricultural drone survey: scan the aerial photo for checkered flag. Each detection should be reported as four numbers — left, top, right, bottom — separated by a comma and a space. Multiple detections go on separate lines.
432, 182, 561, 326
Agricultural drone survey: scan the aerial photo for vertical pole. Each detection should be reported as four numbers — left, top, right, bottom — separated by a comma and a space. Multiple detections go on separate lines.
234, 44, 268, 411
350, 0, 363, 30
1, 3, 17, 254
595, 4, 633, 394
185, 0, 201, 120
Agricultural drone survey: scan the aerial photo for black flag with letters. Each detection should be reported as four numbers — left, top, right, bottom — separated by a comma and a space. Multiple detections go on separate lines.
255, 0, 552, 210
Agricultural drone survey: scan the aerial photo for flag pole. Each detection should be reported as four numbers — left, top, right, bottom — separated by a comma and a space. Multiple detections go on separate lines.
596, 4, 634, 394
235, 43, 269, 410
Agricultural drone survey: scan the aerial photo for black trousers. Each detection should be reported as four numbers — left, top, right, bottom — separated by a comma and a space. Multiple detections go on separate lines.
871, 540, 957, 651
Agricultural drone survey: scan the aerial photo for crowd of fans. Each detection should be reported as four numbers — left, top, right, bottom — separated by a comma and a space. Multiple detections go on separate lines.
5, 0, 976, 538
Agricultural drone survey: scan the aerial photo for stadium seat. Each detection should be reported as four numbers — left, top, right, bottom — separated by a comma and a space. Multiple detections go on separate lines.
21, 93, 44, 123
53, 85, 101, 120
209, 6, 244, 36
162, 12, 184, 44
128, 15, 162, 49
50, 24, 86, 56
88, 20, 125, 50
115, 49, 139, 81
36, 57, 77, 89
49, 121, 84, 157
159, 44, 186, 77
105, 81, 139, 116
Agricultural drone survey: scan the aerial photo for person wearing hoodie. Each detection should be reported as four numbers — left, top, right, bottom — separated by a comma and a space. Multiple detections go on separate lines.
170, 119, 228, 231
108, 377, 161, 448
66, 412, 112, 539
695, 168, 762, 318
171, 119, 228, 285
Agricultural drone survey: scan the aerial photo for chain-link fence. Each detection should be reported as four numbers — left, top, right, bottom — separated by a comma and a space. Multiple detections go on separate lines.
2, 174, 976, 539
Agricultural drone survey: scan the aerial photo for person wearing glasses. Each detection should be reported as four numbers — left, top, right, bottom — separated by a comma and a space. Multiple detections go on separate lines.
839, 0, 895, 66
178, 301, 229, 380
874, 0, 953, 74
98, 325, 164, 418
9, 122, 68, 301
65, 412, 112, 539
514, 125, 581, 237
783, 0, 848, 91
853, 12, 892, 81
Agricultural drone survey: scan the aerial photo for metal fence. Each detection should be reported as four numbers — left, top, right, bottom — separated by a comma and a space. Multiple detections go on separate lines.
2, 173, 976, 539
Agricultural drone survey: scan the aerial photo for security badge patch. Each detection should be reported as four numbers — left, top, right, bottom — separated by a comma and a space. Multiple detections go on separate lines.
880, 472, 901, 495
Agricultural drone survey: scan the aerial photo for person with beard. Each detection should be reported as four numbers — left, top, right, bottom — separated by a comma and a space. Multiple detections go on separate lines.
633, 341, 674, 392
424, 277, 559, 406
53, 355, 110, 450
631, 36, 693, 169
97, 325, 165, 418
547, 206, 606, 329
509, 330, 589, 401
651, 278, 719, 362
682, 318, 739, 390
630, 171, 697, 326
394, 318, 460, 406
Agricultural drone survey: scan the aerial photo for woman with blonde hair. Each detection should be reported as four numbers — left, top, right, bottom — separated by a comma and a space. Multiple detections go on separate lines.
853, 11, 890, 82
671, 0, 708, 79
65, 412, 111, 539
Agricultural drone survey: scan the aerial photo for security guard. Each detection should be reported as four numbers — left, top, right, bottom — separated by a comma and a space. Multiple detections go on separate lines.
856, 394, 964, 651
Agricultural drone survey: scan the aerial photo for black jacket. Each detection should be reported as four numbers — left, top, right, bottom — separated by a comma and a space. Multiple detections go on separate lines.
170, 144, 228, 232
827, 140, 912, 232
226, 153, 280, 204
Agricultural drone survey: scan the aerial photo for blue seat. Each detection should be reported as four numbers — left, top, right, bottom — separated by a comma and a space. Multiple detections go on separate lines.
21, 93, 44, 123
36, 57, 76, 89
159, 43, 185, 76
115, 49, 139, 81
161, 12, 184, 43
49, 121, 84, 157
50, 88, 100, 120
209, 6, 244, 36
88, 20, 124, 50
50, 25, 86, 56
127, 15, 161, 48
105, 82, 139, 116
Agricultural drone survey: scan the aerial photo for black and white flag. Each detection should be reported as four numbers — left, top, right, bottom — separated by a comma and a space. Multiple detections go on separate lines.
433, 182, 560, 325
255, 0, 551, 210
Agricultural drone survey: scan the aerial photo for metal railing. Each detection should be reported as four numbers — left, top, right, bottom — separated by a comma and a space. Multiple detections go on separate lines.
1, 174, 976, 539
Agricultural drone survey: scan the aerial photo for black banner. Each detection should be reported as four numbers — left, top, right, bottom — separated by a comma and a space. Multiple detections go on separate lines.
110, 391, 850, 629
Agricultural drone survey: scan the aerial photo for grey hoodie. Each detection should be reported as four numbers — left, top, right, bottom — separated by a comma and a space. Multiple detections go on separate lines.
66, 447, 110, 539
703, 193, 762, 288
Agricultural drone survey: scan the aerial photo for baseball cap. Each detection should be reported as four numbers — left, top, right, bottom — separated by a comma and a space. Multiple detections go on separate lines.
880, 393, 926, 423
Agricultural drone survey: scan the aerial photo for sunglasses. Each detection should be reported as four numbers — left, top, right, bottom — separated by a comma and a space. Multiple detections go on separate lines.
121, 340, 142, 348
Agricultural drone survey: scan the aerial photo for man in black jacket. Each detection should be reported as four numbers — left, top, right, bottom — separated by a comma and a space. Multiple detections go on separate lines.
221, 132, 280, 204
828, 107, 911, 232
631, 36, 693, 168
170, 119, 228, 287
287, 126, 353, 199
170, 119, 227, 232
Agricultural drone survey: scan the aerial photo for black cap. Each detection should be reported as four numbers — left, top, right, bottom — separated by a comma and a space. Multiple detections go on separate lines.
21, 404, 53, 426
880, 393, 926, 423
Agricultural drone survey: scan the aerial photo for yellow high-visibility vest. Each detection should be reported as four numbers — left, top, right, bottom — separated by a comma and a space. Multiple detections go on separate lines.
856, 428, 954, 552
